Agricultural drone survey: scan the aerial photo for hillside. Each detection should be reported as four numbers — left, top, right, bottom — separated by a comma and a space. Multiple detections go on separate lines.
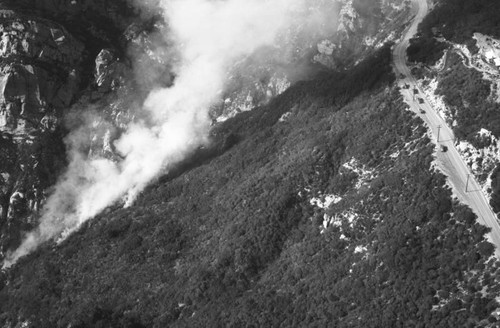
406, 0, 500, 224
1, 46, 500, 328
1, 0, 500, 327
0, 0, 411, 257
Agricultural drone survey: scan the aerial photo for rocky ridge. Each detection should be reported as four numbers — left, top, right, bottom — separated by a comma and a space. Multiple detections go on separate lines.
0, 0, 153, 256
0, 0, 414, 255
214, 0, 412, 121
0, 0, 415, 258
2, 0, 500, 326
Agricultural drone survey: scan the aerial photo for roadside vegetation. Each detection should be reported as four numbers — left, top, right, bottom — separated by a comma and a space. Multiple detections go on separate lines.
408, 0, 500, 222
408, 0, 500, 65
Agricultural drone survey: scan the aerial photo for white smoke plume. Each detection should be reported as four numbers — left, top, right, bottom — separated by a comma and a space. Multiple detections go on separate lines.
3, 0, 328, 267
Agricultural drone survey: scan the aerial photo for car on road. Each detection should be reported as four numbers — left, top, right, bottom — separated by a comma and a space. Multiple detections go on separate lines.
418, 97, 424, 104
440, 145, 448, 152
420, 109, 425, 114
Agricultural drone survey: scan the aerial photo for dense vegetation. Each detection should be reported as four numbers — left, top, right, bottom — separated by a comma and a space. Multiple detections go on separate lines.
434, 53, 500, 143
438, 53, 500, 247
408, 0, 500, 144
407, 0, 500, 218
408, 0, 500, 64
407, 37, 447, 66
490, 166, 500, 214
422, 0, 500, 43
1, 46, 499, 327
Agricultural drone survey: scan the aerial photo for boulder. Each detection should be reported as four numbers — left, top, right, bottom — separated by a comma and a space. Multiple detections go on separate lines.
94, 48, 126, 93
0, 15, 84, 131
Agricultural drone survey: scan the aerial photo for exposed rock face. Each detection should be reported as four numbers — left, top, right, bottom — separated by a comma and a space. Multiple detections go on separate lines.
95, 49, 121, 93
0, 14, 84, 132
0, 0, 413, 257
0, 1, 146, 256
215, 0, 412, 121
0, 13, 85, 253
329, 0, 410, 67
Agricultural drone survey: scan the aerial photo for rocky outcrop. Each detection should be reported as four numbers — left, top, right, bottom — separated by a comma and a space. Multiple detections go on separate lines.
312, 0, 411, 69
0, 1, 150, 256
0, 0, 413, 257
94, 49, 126, 94
0, 15, 83, 132
0, 13, 85, 250
214, 0, 412, 121
1, 0, 140, 43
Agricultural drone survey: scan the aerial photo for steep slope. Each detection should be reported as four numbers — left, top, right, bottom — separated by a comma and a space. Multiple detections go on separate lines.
395, 0, 500, 257
0, 0, 164, 256
406, 0, 500, 223
1, 47, 500, 328
212, 0, 412, 121
2, 1, 500, 327
0, 0, 415, 260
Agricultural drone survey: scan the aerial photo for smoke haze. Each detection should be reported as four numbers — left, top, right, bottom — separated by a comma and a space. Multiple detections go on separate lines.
4, 0, 334, 267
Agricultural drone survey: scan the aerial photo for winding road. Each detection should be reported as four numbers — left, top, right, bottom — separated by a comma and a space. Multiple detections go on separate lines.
393, 0, 500, 257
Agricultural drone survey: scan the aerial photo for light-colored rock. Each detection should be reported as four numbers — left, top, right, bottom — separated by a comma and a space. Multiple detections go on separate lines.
94, 49, 126, 94
0, 16, 84, 132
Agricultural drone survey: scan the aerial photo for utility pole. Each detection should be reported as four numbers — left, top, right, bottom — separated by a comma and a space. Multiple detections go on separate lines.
437, 125, 441, 142
465, 174, 470, 192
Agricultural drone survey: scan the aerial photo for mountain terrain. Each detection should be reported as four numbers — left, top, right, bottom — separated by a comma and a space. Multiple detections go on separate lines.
0, 0, 410, 255
407, 0, 500, 227
1, 0, 500, 327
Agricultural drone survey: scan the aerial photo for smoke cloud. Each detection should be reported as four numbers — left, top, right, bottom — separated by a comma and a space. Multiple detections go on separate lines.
3, 0, 333, 267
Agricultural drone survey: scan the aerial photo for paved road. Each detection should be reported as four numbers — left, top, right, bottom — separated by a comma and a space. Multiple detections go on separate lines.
393, 0, 500, 257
